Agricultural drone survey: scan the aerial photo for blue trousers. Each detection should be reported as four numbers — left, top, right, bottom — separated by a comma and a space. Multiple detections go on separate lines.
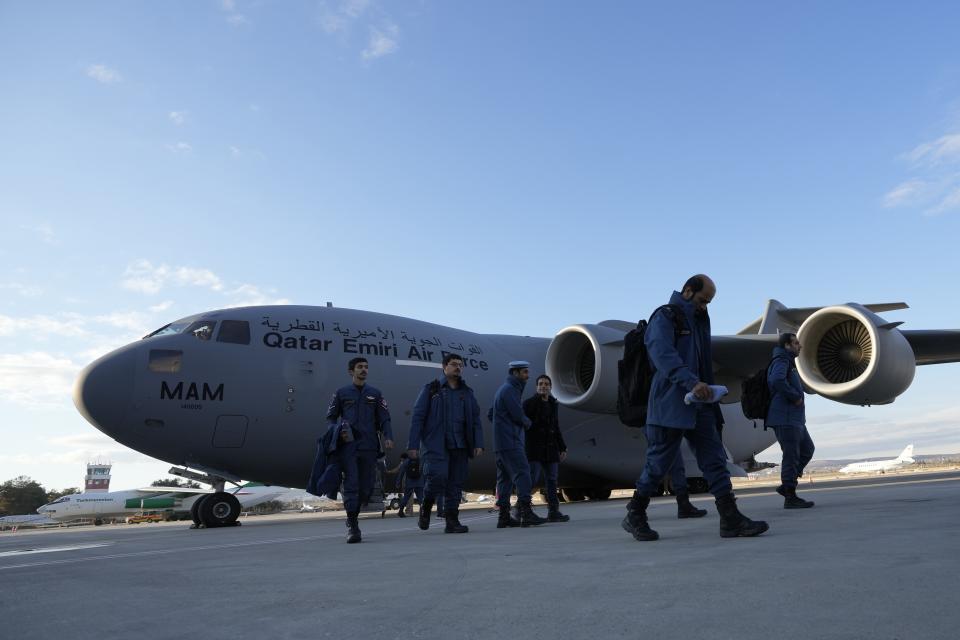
496, 448, 533, 507
636, 406, 732, 498
529, 461, 560, 508
771, 424, 815, 490
423, 448, 469, 511
398, 486, 423, 508
338, 447, 378, 513
667, 447, 692, 494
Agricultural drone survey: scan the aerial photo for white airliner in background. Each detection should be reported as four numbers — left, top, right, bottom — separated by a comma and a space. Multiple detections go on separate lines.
37, 483, 285, 525
838, 445, 915, 474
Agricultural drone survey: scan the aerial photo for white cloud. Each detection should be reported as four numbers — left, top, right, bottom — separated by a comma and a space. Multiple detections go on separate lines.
0, 351, 81, 407
165, 141, 193, 153
227, 14, 249, 26
149, 300, 174, 313
906, 133, 960, 166
224, 283, 291, 308
362, 24, 399, 60
121, 260, 224, 295
0, 283, 43, 297
221, 0, 236, 10
168, 111, 187, 125
86, 64, 122, 84
0, 314, 90, 339
320, 0, 372, 33
20, 223, 57, 245
230, 145, 241, 157
0, 432, 158, 467
927, 186, 960, 216
882, 179, 926, 208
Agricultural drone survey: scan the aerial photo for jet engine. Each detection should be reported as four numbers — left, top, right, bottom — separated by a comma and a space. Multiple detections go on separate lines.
545, 324, 626, 413
796, 304, 915, 405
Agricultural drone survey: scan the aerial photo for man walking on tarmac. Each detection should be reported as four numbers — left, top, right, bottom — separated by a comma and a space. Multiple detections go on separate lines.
494, 361, 547, 528
326, 357, 394, 543
407, 353, 484, 534
622, 274, 769, 541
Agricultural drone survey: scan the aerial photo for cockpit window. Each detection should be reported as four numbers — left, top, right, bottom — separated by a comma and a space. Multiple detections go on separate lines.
144, 320, 191, 339
217, 320, 251, 345
184, 320, 217, 341
149, 349, 182, 373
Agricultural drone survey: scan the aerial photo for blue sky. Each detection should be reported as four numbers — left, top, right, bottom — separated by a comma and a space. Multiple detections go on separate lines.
2, 1, 960, 491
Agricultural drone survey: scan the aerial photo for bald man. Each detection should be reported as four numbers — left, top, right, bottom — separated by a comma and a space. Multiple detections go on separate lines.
621, 274, 769, 541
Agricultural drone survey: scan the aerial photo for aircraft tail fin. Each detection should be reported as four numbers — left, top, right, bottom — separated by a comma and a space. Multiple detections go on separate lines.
897, 444, 915, 463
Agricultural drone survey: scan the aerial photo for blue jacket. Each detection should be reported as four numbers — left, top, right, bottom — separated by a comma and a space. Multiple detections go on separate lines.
766, 346, 805, 428
493, 375, 532, 452
326, 383, 393, 453
644, 291, 717, 430
408, 376, 484, 457
306, 421, 360, 498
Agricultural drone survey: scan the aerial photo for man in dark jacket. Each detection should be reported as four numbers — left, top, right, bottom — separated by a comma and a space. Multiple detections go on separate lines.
767, 333, 816, 509
326, 357, 394, 543
388, 452, 424, 517
623, 275, 769, 541
407, 353, 484, 534
522, 374, 570, 522
494, 361, 547, 528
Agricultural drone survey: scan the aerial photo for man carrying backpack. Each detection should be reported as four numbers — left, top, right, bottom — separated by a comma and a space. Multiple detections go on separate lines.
407, 353, 484, 533
767, 333, 816, 509
622, 274, 769, 541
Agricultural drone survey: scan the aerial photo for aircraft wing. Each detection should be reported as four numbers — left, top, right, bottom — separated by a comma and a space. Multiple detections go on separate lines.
901, 330, 960, 365
711, 334, 779, 378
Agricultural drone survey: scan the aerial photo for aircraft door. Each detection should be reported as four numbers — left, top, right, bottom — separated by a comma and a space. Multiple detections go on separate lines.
213, 415, 249, 448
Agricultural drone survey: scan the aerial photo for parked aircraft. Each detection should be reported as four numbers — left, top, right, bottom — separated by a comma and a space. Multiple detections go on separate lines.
72, 300, 960, 527
838, 444, 915, 474
36, 482, 284, 525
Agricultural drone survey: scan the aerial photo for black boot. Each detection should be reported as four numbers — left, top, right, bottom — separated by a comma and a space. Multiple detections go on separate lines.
676, 492, 707, 519
345, 511, 361, 544
497, 505, 521, 528
444, 507, 469, 534
418, 498, 434, 531
547, 505, 570, 522
783, 486, 815, 509
715, 493, 769, 538
518, 498, 547, 527
397, 503, 407, 518
621, 491, 658, 541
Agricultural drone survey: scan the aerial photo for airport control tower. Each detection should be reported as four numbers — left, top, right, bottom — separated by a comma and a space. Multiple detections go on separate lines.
84, 460, 112, 492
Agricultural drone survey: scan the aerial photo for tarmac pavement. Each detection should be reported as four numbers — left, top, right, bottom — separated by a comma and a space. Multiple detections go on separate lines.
2, 471, 958, 640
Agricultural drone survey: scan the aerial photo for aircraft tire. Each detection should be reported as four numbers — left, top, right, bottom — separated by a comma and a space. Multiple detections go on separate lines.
561, 488, 585, 502
190, 495, 207, 527
199, 492, 242, 528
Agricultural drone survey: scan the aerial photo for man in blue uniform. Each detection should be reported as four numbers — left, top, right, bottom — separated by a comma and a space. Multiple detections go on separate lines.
666, 450, 708, 519
522, 374, 570, 522
494, 361, 547, 528
767, 333, 816, 509
622, 275, 769, 541
326, 357, 394, 543
390, 452, 425, 517
407, 353, 484, 534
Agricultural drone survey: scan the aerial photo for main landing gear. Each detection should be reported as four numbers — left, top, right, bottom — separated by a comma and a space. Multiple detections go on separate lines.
170, 466, 245, 529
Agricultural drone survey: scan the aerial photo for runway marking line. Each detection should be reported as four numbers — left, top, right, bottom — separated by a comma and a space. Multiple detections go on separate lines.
0, 542, 112, 558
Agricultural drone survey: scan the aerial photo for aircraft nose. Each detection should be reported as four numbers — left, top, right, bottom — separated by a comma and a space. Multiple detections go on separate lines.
73, 347, 136, 436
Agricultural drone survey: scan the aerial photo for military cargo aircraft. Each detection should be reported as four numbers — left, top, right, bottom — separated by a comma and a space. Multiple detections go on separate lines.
73, 300, 960, 527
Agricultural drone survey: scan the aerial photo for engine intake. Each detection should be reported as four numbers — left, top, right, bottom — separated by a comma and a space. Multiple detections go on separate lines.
796, 304, 915, 405
545, 324, 626, 413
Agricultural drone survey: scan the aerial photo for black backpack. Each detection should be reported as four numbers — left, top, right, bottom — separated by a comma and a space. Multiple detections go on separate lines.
741, 357, 788, 421
617, 304, 687, 428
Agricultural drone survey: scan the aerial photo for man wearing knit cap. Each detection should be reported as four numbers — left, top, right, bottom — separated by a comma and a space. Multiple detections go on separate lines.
493, 360, 547, 528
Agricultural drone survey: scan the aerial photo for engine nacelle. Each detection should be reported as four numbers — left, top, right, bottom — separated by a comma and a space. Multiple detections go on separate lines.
545, 324, 626, 413
796, 303, 915, 405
